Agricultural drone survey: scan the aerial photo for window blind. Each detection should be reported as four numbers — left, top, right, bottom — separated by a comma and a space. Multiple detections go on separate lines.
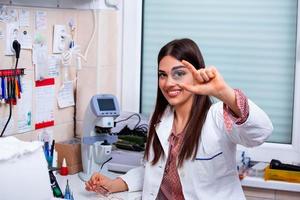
141, 0, 297, 143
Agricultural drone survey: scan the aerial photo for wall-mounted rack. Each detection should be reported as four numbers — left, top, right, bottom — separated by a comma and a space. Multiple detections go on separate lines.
0, 68, 25, 105
0, 68, 25, 77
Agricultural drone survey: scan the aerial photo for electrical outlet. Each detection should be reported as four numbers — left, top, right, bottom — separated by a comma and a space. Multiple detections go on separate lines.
53, 24, 67, 54
5, 23, 19, 56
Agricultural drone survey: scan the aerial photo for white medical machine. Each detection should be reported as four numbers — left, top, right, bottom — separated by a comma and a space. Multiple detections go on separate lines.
79, 94, 119, 181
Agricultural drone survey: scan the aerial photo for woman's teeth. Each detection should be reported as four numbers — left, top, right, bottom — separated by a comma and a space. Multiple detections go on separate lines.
168, 90, 180, 97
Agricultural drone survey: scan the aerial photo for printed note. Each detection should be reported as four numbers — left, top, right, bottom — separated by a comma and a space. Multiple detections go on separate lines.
35, 78, 55, 129
17, 78, 33, 133
57, 81, 75, 108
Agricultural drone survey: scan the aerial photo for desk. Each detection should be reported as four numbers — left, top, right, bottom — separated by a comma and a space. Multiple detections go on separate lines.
55, 168, 142, 200
54, 168, 300, 200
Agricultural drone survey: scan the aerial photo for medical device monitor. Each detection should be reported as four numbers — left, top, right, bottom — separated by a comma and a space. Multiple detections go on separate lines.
97, 99, 116, 111
90, 94, 120, 117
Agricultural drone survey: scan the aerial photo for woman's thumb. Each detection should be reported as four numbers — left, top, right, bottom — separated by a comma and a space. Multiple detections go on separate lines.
178, 83, 192, 92
177, 83, 186, 89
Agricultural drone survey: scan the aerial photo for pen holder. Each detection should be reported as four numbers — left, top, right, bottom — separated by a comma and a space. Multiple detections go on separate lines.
43, 143, 53, 168
46, 155, 53, 168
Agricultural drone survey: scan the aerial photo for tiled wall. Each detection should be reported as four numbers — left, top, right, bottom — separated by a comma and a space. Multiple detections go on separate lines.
75, 10, 119, 138
0, 6, 119, 142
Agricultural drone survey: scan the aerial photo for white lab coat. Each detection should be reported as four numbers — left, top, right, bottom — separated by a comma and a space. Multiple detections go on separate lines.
120, 100, 273, 200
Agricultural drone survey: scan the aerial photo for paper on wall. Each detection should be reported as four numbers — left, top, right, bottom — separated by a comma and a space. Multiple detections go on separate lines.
35, 10, 47, 30
48, 55, 60, 78
19, 29, 32, 49
0, 6, 17, 23
57, 81, 75, 108
35, 79, 55, 129
17, 78, 33, 134
8, 8, 18, 22
0, 6, 10, 22
33, 43, 49, 80
19, 9, 30, 27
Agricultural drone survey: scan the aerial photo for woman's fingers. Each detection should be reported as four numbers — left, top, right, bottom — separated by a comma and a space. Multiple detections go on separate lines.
85, 182, 91, 191
85, 181, 95, 191
199, 69, 209, 82
95, 185, 110, 196
182, 60, 199, 77
196, 70, 205, 83
177, 66, 221, 96
91, 173, 102, 184
178, 82, 198, 94
95, 186, 109, 195
85, 172, 114, 195
206, 67, 216, 79
182, 60, 205, 83
182, 60, 216, 83
85, 173, 103, 192
199, 68, 216, 82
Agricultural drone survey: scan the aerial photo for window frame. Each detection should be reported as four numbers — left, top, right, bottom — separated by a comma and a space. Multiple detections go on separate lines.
119, 0, 143, 112
121, 0, 300, 163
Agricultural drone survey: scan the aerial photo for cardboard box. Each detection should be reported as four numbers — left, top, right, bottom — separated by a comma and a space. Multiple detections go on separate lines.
55, 138, 82, 175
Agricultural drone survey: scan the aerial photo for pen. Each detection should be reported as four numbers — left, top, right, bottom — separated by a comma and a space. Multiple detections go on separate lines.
6, 77, 10, 102
1, 77, 5, 100
15, 78, 20, 99
95, 185, 110, 196
51, 140, 55, 157
17, 75, 22, 93
44, 141, 49, 157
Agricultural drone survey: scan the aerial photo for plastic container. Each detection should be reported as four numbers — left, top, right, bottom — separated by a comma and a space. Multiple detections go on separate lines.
248, 162, 269, 178
264, 165, 300, 183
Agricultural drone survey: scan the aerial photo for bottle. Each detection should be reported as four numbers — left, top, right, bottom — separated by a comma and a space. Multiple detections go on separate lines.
60, 158, 68, 176
64, 180, 71, 199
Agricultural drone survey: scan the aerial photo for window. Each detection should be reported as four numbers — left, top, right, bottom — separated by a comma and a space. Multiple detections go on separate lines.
121, 0, 300, 163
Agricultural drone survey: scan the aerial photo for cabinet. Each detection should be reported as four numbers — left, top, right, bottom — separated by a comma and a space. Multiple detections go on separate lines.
243, 187, 300, 200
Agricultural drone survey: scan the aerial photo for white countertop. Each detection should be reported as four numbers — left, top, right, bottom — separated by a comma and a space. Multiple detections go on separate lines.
241, 176, 300, 192
54, 168, 300, 200
55, 168, 142, 200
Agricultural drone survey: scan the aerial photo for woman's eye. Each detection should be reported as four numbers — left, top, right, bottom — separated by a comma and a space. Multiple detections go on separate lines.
158, 73, 167, 79
172, 70, 186, 79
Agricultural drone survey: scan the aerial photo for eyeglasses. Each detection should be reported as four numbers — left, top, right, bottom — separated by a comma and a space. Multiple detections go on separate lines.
158, 66, 188, 83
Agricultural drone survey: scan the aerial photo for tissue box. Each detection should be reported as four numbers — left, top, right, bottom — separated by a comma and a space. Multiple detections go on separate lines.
55, 138, 82, 174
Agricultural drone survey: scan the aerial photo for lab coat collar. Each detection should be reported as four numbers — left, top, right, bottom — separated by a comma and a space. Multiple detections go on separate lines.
155, 106, 174, 156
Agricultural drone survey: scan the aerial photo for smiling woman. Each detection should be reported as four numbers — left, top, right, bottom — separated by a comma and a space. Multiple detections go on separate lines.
86, 38, 273, 200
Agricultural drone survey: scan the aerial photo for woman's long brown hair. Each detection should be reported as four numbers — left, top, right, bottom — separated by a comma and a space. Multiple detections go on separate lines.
144, 38, 212, 167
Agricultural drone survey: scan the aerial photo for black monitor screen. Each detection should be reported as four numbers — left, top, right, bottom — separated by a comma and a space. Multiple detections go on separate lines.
97, 99, 115, 111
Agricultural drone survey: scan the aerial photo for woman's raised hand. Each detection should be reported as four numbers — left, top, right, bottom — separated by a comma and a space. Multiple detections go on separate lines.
178, 60, 231, 100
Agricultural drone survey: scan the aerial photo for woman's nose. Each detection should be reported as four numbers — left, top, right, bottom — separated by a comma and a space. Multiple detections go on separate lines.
165, 75, 177, 86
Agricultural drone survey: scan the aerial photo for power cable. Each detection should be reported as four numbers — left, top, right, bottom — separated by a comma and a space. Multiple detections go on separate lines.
0, 40, 21, 137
